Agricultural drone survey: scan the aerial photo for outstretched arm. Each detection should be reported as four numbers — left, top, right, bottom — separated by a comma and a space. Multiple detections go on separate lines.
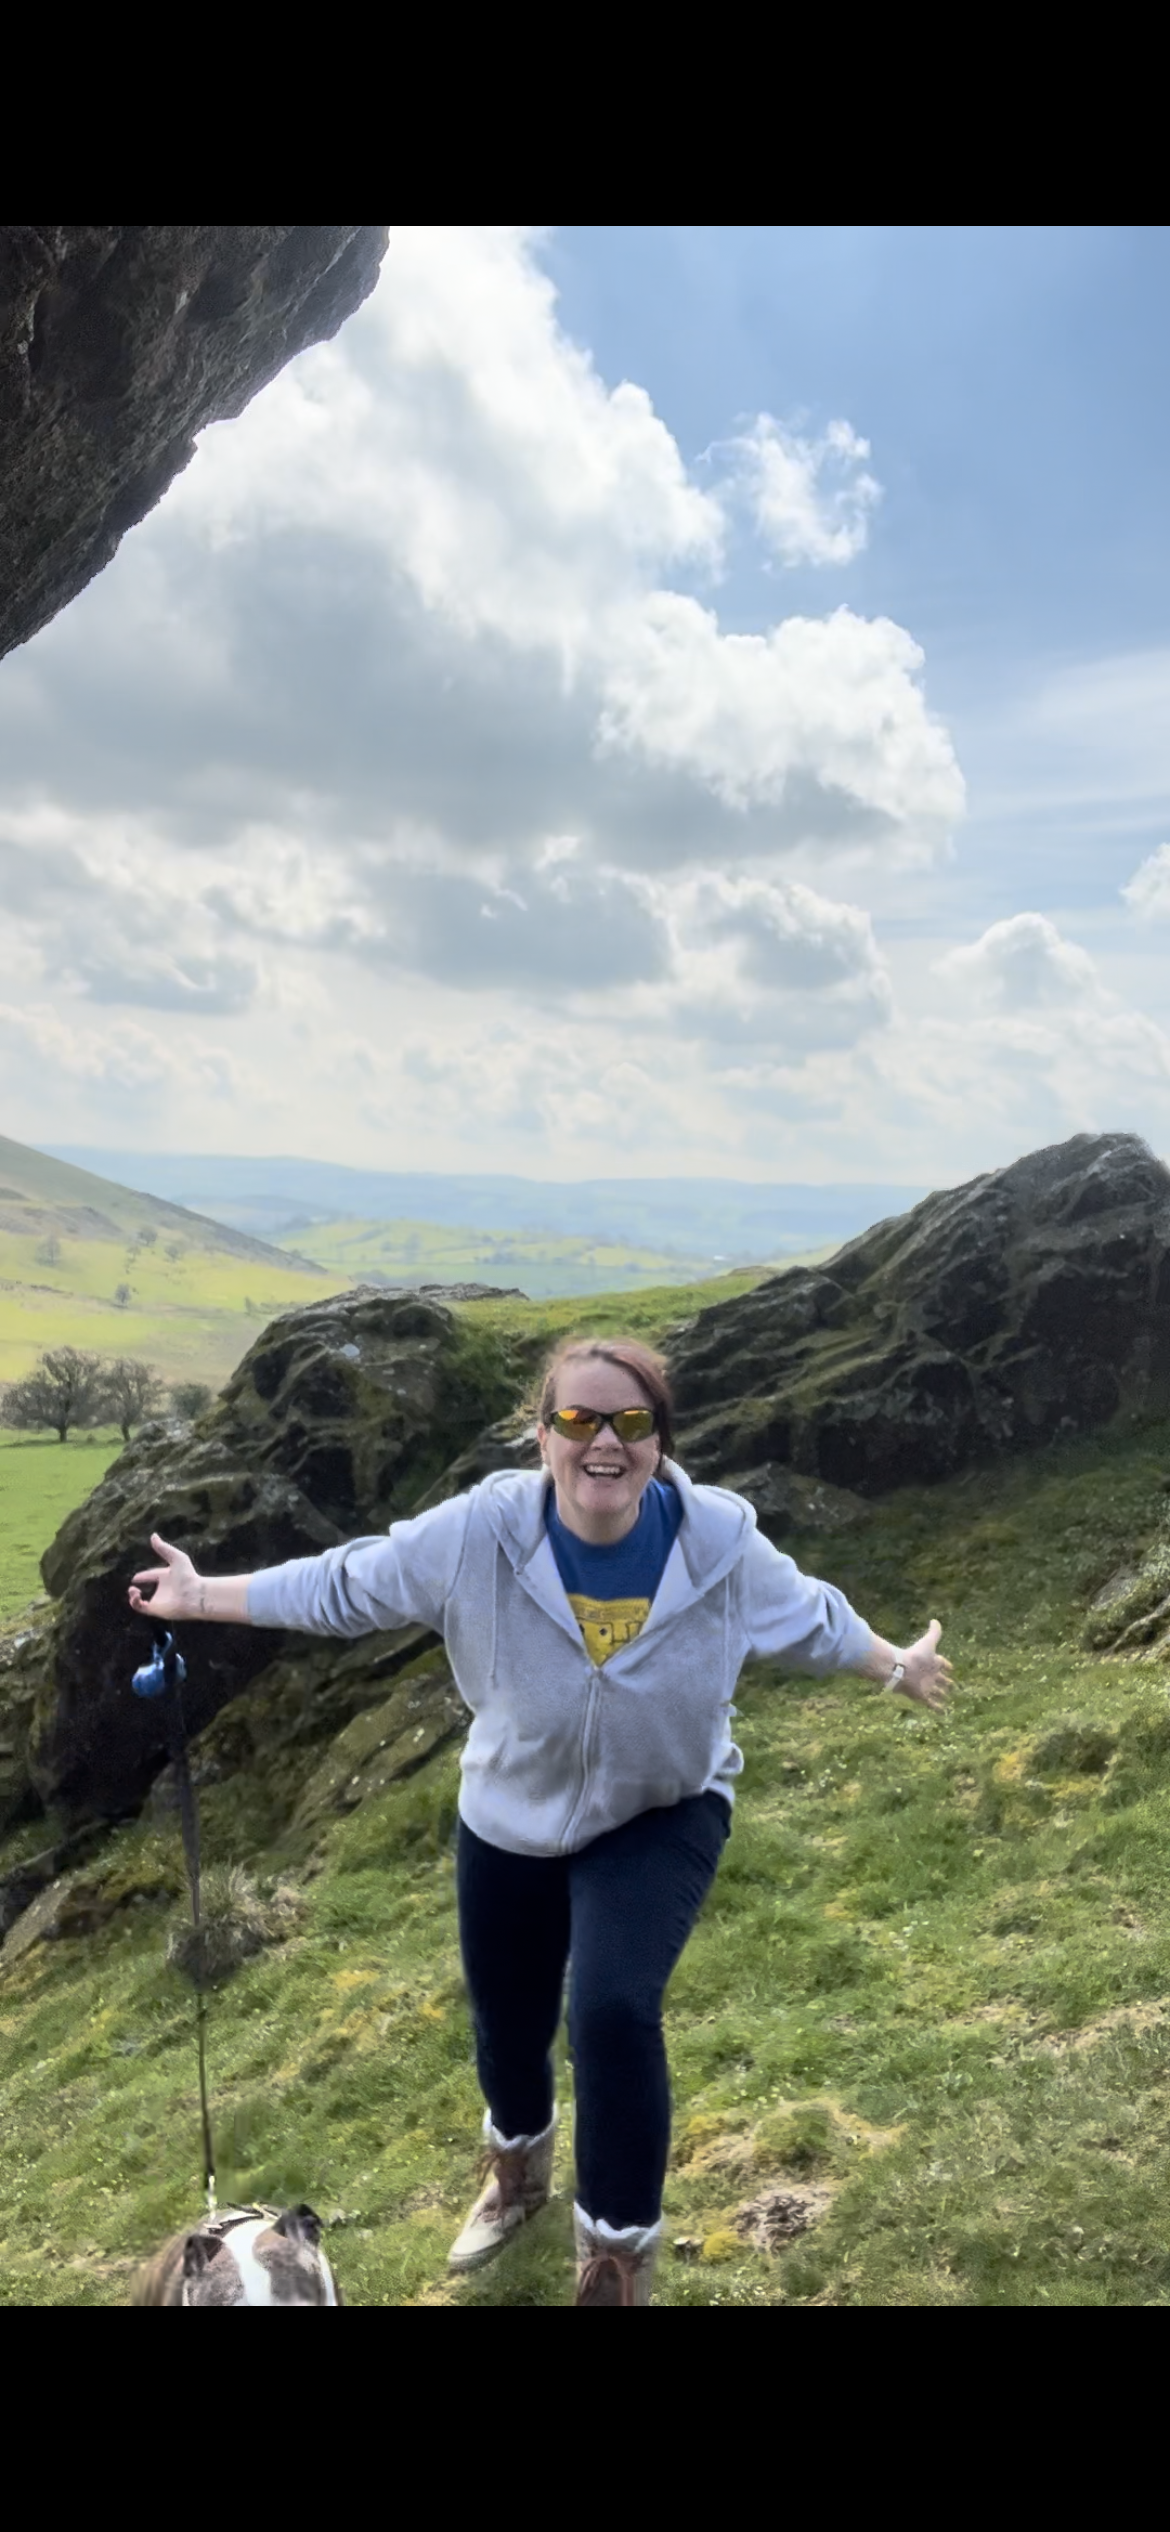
738, 1531, 953, 1713
128, 1491, 474, 1639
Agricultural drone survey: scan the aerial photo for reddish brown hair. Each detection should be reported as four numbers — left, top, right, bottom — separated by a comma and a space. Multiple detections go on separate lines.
535, 1336, 675, 1463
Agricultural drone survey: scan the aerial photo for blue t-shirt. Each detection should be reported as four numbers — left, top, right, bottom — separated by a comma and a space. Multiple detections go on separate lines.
545, 1477, 684, 1665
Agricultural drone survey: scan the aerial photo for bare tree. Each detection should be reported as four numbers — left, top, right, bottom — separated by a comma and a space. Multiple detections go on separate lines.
0, 1347, 110, 1443
103, 1357, 166, 1443
171, 1381, 214, 1421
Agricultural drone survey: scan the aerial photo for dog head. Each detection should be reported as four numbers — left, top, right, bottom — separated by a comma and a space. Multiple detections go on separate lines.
180, 2204, 340, 2306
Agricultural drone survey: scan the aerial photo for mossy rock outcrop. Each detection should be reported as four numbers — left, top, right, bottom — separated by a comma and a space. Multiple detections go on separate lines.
27, 1291, 511, 1825
671, 1133, 1170, 1496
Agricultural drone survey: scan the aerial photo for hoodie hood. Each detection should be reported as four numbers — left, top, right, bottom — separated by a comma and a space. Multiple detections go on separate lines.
476, 1458, 756, 1602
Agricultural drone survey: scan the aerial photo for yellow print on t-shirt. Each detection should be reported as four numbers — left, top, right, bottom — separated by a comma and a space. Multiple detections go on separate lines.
567, 1592, 651, 1667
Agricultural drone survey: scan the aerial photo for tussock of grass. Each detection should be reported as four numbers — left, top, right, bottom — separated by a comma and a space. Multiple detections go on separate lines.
165, 1867, 304, 1988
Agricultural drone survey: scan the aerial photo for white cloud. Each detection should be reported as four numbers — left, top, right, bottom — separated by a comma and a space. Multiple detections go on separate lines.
0, 1002, 245, 1102
936, 911, 1100, 1009
656, 871, 893, 1052
157, 226, 962, 862
595, 595, 960, 846
0, 227, 985, 1178
170, 224, 724, 667
0, 812, 261, 1015
732, 415, 881, 567
923, 915, 1170, 1141
347, 1023, 687, 1156
1123, 842, 1170, 918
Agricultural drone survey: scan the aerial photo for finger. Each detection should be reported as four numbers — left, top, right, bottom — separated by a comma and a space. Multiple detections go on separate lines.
926, 1618, 942, 1647
150, 1533, 183, 1562
131, 1568, 167, 1589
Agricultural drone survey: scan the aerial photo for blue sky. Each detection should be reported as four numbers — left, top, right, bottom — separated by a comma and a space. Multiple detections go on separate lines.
1, 225, 1168, 1185
551, 226, 1170, 917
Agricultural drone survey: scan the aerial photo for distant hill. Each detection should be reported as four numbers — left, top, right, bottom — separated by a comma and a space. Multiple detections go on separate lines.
274, 1214, 837, 1301
44, 1150, 929, 1263
0, 1133, 319, 1271
0, 1133, 338, 1390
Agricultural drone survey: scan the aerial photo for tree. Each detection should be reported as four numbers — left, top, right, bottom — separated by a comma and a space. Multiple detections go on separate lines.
171, 1381, 213, 1421
113, 1283, 132, 1309
103, 1356, 166, 1443
0, 1347, 109, 1443
34, 1232, 62, 1266
135, 1226, 158, 1248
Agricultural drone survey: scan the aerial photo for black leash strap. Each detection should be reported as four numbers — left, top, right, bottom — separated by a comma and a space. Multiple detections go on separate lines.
157, 1632, 218, 2220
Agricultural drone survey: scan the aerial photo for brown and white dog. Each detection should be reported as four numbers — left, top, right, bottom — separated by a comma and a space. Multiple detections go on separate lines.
131, 2203, 343, 2306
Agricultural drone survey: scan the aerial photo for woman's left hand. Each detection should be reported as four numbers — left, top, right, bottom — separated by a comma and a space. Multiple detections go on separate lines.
894, 1619, 952, 1712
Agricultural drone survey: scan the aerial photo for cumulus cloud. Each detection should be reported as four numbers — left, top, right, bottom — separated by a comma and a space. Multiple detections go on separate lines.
1123, 843, 1170, 918
0, 1001, 245, 1102
595, 595, 958, 845
345, 1023, 687, 1155
658, 872, 893, 1053
930, 915, 1170, 1113
936, 912, 1100, 1009
168, 225, 724, 665
0, 818, 261, 1015
203, 832, 669, 993
731, 415, 881, 567
0, 226, 979, 1174
148, 226, 962, 863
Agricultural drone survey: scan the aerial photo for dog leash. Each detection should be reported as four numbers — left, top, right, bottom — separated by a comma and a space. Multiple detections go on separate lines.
132, 1624, 217, 2220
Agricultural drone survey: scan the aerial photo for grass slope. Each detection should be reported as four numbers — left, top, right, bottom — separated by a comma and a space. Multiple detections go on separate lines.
0, 1230, 343, 1389
0, 1131, 319, 1268
5, 1301, 1170, 2302
0, 1434, 126, 1620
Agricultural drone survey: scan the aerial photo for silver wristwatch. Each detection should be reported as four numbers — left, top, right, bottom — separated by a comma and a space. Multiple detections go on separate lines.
885, 1659, 906, 1691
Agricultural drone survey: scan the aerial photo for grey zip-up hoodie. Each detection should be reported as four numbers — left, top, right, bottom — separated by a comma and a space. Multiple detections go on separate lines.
247, 1461, 874, 1857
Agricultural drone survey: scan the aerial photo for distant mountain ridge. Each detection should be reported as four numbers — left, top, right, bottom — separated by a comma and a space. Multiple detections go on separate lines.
44, 1149, 929, 1263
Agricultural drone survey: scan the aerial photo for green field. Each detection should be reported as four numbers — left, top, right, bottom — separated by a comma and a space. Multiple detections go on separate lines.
6, 1284, 1170, 2302
275, 1214, 781, 1299
0, 1433, 124, 1621
0, 1231, 344, 1390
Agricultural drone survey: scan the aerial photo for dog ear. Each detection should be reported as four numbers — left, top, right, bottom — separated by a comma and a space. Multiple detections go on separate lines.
182, 2231, 224, 2278
274, 2203, 322, 2248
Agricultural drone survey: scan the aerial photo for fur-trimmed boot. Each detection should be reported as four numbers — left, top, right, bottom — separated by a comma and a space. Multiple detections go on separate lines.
573, 2204, 661, 2306
447, 2111, 557, 2272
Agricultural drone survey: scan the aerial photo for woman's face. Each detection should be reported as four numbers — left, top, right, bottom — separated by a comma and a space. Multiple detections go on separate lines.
537, 1354, 662, 1543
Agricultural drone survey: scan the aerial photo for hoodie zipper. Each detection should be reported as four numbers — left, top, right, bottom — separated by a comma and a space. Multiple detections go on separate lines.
561, 1659, 603, 1852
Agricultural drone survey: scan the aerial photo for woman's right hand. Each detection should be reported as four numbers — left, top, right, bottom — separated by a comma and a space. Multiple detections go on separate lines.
128, 1534, 201, 1623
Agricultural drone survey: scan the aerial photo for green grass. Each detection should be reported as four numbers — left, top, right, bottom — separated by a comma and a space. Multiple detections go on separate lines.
0, 1433, 124, 1621
280, 1216, 816, 1302
7, 1386, 1170, 2300
0, 1230, 345, 1389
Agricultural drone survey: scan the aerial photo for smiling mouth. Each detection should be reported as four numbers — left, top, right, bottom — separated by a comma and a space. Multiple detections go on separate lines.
582, 1464, 625, 1479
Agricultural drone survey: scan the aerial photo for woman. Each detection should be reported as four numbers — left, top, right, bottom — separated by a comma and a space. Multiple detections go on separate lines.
129, 1334, 951, 2308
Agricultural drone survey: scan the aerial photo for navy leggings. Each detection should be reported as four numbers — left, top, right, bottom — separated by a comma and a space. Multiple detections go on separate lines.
456, 1792, 730, 2229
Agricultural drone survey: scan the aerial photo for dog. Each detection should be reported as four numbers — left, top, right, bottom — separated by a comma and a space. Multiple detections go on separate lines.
131, 2202, 343, 2305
